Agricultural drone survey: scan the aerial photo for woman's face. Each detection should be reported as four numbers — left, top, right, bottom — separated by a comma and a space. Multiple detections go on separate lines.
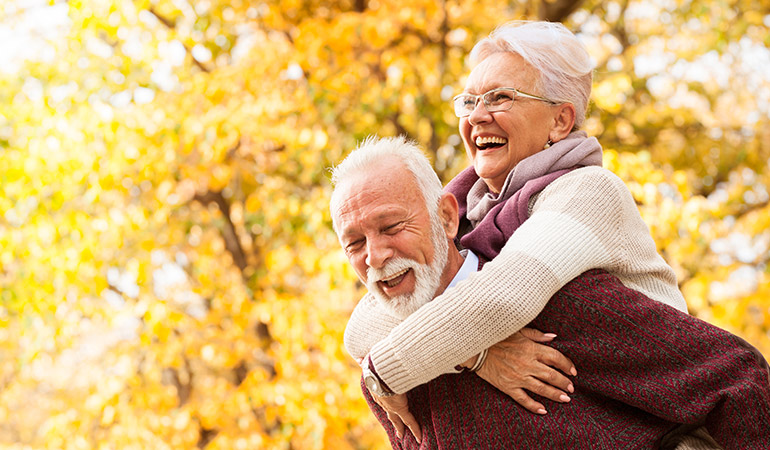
459, 52, 558, 193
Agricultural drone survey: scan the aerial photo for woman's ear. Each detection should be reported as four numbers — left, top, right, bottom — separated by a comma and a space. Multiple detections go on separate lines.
551, 103, 576, 141
438, 193, 460, 240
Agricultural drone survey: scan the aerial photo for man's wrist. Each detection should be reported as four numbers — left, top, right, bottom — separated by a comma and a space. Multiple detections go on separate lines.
362, 354, 395, 397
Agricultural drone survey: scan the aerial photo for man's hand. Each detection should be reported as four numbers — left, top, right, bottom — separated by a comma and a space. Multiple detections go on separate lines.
369, 392, 422, 443
475, 327, 577, 415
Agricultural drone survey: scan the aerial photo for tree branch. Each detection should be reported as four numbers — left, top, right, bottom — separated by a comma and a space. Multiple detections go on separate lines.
389, 113, 413, 141
162, 365, 192, 406
192, 190, 248, 273
146, 6, 212, 73
196, 422, 217, 449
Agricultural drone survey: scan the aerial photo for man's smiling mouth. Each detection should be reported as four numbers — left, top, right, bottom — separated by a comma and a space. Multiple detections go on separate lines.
380, 268, 411, 288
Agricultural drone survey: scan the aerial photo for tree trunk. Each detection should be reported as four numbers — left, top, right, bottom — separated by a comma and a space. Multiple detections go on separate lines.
538, 0, 586, 22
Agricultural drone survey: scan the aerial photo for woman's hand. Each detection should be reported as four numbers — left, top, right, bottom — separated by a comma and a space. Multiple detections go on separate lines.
474, 327, 577, 414
369, 392, 422, 444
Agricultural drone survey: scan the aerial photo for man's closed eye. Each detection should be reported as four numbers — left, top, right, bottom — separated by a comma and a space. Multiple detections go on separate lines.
383, 222, 403, 234
346, 239, 364, 252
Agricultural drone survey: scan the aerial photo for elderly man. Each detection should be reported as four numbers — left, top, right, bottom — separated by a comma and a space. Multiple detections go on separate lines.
330, 136, 770, 449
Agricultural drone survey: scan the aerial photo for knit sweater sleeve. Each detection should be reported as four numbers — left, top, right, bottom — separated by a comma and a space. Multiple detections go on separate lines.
368, 166, 686, 393
343, 292, 403, 362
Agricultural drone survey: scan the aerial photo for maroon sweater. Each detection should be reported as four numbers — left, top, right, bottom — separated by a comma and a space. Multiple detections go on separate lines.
363, 170, 770, 449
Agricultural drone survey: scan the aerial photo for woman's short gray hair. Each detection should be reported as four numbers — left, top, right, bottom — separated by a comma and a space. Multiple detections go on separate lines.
470, 21, 594, 130
330, 135, 443, 228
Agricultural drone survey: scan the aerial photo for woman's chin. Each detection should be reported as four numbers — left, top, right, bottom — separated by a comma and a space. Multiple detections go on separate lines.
473, 164, 505, 187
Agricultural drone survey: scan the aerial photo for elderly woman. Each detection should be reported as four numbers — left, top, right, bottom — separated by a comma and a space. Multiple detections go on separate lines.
341, 21, 767, 448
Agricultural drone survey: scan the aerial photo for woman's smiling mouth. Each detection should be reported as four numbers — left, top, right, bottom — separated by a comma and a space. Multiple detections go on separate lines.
475, 135, 508, 150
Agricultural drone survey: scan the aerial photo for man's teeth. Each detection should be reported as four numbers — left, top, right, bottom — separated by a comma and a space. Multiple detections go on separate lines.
382, 268, 409, 287
475, 136, 508, 147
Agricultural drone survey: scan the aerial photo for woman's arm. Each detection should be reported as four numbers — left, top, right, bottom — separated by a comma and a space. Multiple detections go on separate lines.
368, 166, 685, 393
343, 292, 403, 362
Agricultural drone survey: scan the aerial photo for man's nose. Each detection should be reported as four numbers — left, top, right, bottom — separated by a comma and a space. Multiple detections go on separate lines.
468, 99, 492, 125
365, 236, 393, 269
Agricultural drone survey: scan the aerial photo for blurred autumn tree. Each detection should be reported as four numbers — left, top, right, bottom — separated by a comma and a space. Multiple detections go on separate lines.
0, 0, 768, 448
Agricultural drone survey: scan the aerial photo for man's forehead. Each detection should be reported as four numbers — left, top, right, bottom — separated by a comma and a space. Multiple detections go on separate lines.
336, 188, 412, 223
336, 159, 417, 201
333, 171, 422, 229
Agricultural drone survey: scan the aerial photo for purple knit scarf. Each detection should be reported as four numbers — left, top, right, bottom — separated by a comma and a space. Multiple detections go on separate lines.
445, 131, 602, 261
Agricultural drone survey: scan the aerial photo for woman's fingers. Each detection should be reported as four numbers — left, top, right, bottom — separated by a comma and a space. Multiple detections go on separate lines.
540, 346, 578, 376
522, 376, 573, 404
516, 328, 578, 376
509, 388, 548, 415
532, 364, 574, 393
476, 329, 581, 415
519, 327, 558, 342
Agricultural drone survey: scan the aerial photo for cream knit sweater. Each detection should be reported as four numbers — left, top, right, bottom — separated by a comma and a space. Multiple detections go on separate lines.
343, 166, 688, 394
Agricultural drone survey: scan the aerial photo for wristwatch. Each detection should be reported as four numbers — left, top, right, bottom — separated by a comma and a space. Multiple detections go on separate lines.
362, 356, 395, 397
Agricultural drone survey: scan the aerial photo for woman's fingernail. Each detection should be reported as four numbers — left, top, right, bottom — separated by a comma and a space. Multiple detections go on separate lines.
570, 367, 577, 376
537, 408, 547, 414
568, 383, 574, 393
544, 333, 557, 339
560, 394, 571, 402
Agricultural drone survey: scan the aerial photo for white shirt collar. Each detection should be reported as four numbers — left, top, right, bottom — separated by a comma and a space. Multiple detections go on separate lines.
448, 249, 479, 289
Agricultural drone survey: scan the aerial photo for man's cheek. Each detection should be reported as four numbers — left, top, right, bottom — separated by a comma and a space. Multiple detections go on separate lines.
352, 260, 368, 284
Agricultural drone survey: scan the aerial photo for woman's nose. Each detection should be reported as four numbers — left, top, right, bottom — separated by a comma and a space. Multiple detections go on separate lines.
468, 99, 492, 125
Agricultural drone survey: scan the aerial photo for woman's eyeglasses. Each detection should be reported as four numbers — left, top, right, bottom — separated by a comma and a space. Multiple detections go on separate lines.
452, 87, 559, 118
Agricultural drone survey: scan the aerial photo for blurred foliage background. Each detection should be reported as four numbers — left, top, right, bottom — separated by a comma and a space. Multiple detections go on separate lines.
0, 0, 768, 448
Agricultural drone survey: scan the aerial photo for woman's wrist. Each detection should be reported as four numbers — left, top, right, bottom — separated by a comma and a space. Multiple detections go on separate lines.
457, 349, 489, 372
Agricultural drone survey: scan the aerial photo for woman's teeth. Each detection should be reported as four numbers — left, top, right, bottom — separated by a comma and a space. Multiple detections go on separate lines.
475, 136, 508, 148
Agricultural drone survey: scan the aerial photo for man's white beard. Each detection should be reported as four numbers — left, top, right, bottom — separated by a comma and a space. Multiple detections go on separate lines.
366, 218, 449, 319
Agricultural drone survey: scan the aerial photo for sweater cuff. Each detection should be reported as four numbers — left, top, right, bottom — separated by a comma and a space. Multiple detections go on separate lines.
369, 338, 415, 394
365, 354, 394, 395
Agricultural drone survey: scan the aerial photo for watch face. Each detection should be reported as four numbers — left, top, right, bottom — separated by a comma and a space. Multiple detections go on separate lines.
364, 375, 379, 393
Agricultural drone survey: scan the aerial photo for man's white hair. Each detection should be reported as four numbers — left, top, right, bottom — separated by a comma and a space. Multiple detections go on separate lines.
470, 21, 594, 130
330, 135, 444, 231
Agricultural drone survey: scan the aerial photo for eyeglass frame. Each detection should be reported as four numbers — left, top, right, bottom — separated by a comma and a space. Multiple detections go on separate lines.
452, 87, 559, 118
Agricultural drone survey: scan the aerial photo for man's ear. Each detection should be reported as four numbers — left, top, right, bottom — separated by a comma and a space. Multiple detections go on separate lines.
550, 102, 576, 141
438, 192, 460, 240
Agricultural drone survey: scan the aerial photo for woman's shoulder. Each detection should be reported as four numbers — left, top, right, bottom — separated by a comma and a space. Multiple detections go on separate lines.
545, 166, 630, 197
562, 165, 625, 183
531, 165, 636, 216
